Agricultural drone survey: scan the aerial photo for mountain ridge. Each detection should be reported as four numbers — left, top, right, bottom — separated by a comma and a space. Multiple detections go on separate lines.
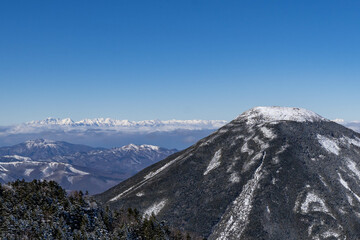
0, 140, 177, 194
0, 118, 227, 149
22, 117, 227, 130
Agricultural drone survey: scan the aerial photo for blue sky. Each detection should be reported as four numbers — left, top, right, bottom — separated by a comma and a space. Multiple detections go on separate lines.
1, 0, 360, 125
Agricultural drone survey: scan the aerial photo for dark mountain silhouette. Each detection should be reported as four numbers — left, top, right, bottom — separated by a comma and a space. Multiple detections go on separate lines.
96, 107, 360, 239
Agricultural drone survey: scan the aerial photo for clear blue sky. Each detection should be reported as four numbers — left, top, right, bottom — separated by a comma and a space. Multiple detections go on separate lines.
1, 0, 360, 125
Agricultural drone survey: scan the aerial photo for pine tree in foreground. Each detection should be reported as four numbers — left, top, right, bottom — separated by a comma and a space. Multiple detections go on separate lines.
0, 179, 202, 240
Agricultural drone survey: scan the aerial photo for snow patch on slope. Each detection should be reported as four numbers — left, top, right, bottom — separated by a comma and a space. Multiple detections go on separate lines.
347, 159, 360, 181
24, 169, 34, 176
317, 134, 340, 155
300, 192, 330, 214
341, 136, 360, 148
204, 149, 222, 175
211, 153, 266, 239
338, 172, 360, 203
272, 144, 289, 164
241, 142, 254, 156
3, 155, 32, 161
143, 199, 167, 218
229, 172, 240, 183
260, 126, 276, 139
321, 230, 341, 239
136, 192, 145, 197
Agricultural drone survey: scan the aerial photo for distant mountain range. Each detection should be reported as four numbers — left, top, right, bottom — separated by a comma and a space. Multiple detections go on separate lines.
0, 139, 177, 194
23, 117, 227, 130
333, 119, 360, 133
0, 118, 227, 149
0, 138, 98, 159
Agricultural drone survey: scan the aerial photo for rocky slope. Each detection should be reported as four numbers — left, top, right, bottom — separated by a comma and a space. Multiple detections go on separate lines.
96, 107, 360, 239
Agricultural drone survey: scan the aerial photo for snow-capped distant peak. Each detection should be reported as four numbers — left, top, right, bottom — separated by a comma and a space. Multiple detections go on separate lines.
28, 117, 75, 125
2, 155, 32, 161
332, 118, 345, 123
23, 118, 227, 129
140, 144, 160, 151
119, 144, 160, 151
120, 144, 139, 151
237, 106, 328, 125
25, 139, 58, 149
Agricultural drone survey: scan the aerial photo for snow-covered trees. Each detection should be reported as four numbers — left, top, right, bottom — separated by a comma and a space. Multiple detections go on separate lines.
0, 180, 197, 239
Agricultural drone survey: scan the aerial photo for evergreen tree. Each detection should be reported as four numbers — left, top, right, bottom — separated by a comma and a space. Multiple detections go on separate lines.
0, 180, 200, 239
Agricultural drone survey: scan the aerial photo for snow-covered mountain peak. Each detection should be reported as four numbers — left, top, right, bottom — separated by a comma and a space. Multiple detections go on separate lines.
29, 117, 75, 125
237, 106, 328, 125
23, 118, 227, 129
60, 118, 74, 125
25, 139, 58, 149
139, 144, 160, 151
120, 144, 139, 151
119, 144, 160, 152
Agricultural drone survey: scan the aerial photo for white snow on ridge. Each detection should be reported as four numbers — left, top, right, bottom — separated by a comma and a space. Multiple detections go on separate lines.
69, 166, 89, 175
109, 186, 136, 202
144, 149, 193, 180
25, 139, 57, 149
212, 153, 266, 239
204, 149, 222, 175
317, 134, 340, 155
0, 165, 8, 172
0, 161, 42, 166
144, 157, 179, 180
237, 107, 327, 125
2, 155, 32, 161
110, 149, 193, 202
119, 144, 160, 152
140, 144, 160, 151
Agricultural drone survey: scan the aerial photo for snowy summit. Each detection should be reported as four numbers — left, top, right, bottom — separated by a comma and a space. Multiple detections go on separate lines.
237, 106, 328, 125
25, 139, 57, 149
